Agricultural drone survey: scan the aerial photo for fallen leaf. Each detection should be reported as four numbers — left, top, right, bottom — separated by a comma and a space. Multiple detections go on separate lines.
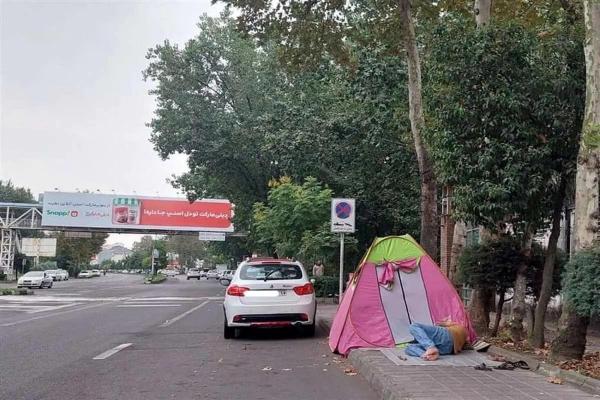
547, 376, 564, 385
324, 362, 330, 366
218, 358, 223, 363
323, 368, 328, 371
282, 368, 292, 371
262, 367, 272, 371
344, 367, 357, 375
321, 354, 327, 358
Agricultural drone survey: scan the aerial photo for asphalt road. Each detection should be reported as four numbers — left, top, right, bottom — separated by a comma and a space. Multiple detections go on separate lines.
0, 274, 377, 400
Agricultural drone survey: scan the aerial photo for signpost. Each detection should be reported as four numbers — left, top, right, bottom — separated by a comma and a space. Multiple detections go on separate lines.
331, 199, 355, 300
151, 248, 159, 275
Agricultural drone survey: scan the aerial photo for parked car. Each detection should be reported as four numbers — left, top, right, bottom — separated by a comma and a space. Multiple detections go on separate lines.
200, 269, 209, 278
78, 270, 92, 278
91, 269, 101, 277
206, 270, 220, 280
44, 270, 60, 281
186, 268, 202, 280
57, 269, 69, 280
219, 270, 235, 284
223, 258, 316, 339
17, 271, 53, 289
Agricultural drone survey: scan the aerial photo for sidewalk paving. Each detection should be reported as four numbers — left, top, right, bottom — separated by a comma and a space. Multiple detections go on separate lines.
316, 304, 600, 400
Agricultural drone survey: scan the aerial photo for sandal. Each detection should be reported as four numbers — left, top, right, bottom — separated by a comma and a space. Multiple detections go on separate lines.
494, 362, 516, 370
512, 360, 530, 370
474, 363, 493, 371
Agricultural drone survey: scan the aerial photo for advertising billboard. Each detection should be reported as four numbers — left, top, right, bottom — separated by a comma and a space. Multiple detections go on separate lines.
21, 238, 57, 257
42, 192, 234, 232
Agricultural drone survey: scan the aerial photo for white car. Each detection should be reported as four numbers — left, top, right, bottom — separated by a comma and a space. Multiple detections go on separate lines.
206, 270, 220, 280
18, 271, 53, 289
223, 259, 316, 339
186, 268, 201, 280
91, 269, 101, 277
45, 270, 60, 281
78, 270, 92, 278
57, 269, 69, 280
219, 270, 235, 284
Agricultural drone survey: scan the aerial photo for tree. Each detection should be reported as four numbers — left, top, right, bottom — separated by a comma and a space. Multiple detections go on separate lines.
0, 180, 35, 203
426, 19, 583, 341
550, 0, 600, 361
54, 232, 108, 276
251, 177, 334, 259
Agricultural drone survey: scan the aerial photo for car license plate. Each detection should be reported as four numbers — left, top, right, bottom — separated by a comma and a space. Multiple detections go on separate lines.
278, 290, 287, 296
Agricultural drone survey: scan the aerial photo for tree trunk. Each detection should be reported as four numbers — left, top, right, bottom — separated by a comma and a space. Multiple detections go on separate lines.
398, 0, 438, 259
491, 288, 506, 336
550, 0, 600, 362
474, 0, 492, 27
469, 286, 492, 335
550, 305, 590, 362
531, 178, 566, 348
510, 229, 533, 343
449, 221, 466, 285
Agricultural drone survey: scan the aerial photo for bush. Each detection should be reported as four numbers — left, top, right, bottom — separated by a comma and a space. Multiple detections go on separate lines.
1, 288, 14, 295
312, 276, 339, 297
0, 273, 6, 281
561, 248, 600, 318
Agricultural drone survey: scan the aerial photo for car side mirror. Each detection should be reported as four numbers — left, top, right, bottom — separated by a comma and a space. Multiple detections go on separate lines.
310, 278, 316, 284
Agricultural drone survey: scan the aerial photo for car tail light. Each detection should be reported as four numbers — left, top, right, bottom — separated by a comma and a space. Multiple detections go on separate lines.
293, 283, 314, 295
227, 285, 250, 296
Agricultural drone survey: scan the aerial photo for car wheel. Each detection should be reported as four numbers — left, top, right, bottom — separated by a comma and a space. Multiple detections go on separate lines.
186, 277, 190, 280
39, 284, 44, 289
48, 282, 53, 289
224, 319, 234, 339
303, 322, 316, 337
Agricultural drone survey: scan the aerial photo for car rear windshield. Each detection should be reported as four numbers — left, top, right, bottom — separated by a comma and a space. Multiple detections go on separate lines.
25, 271, 44, 277
240, 264, 302, 280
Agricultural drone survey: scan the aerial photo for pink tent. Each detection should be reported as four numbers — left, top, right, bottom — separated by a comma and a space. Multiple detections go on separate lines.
329, 235, 477, 356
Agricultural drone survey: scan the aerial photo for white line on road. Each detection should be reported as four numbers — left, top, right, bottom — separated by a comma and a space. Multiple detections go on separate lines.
92, 343, 133, 360
0, 302, 111, 327
159, 301, 210, 327
116, 304, 181, 308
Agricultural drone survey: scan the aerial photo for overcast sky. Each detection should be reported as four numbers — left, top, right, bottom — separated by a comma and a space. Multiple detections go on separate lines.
1, 0, 222, 247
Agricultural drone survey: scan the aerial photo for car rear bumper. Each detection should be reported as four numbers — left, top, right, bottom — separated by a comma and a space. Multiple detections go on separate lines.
224, 301, 316, 327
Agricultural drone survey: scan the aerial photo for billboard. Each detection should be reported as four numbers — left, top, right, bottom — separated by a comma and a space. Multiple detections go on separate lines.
42, 192, 234, 232
21, 238, 57, 257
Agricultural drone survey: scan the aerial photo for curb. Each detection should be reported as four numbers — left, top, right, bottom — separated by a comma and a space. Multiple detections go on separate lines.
489, 345, 600, 395
348, 350, 408, 400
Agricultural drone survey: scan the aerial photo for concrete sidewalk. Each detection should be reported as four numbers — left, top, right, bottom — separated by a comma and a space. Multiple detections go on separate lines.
317, 304, 599, 400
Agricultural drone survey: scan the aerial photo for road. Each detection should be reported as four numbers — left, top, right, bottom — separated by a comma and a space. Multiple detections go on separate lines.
0, 274, 376, 400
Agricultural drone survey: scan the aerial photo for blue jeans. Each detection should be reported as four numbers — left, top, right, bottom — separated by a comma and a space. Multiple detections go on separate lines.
405, 323, 454, 357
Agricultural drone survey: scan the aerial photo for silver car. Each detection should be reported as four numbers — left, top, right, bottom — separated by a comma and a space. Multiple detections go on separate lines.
17, 271, 53, 289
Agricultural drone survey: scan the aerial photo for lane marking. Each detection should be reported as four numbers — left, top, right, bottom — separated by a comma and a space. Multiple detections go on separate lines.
159, 301, 210, 327
116, 304, 181, 308
0, 302, 112, 327
92, 343, 133, 360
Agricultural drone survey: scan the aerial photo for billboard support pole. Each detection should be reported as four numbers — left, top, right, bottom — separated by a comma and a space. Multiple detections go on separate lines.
339, 233, 344, 301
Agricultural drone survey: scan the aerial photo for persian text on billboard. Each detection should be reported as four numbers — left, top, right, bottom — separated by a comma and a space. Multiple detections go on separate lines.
41, 192, 234, 232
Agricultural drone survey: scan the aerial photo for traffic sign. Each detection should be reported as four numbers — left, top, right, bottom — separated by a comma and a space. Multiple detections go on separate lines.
198, 232, 226, 241
331, 198, 355, 233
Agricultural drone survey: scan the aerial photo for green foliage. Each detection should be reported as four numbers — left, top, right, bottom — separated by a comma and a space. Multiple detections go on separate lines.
54, 232, 108, 275
145, 14, 421, 261
458, 236, 522, 293
312, 276, 339, 297
251, 177, 332, 258
561, 248, 600, 318
425, 19, 584, 232
458, 237, 564, 298
0, 180, 35, 203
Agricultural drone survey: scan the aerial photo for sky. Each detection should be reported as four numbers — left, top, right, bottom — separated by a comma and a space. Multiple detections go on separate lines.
1, 0, 222, 247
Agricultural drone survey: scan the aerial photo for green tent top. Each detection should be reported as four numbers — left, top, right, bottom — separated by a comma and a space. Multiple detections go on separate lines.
361, 235, 426, 265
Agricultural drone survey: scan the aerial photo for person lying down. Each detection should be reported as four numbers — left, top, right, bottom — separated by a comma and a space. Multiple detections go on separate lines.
406, 320, 469, 361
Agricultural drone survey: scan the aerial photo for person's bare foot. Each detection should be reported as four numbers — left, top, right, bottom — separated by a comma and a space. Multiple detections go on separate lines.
422, 347, 439, 361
